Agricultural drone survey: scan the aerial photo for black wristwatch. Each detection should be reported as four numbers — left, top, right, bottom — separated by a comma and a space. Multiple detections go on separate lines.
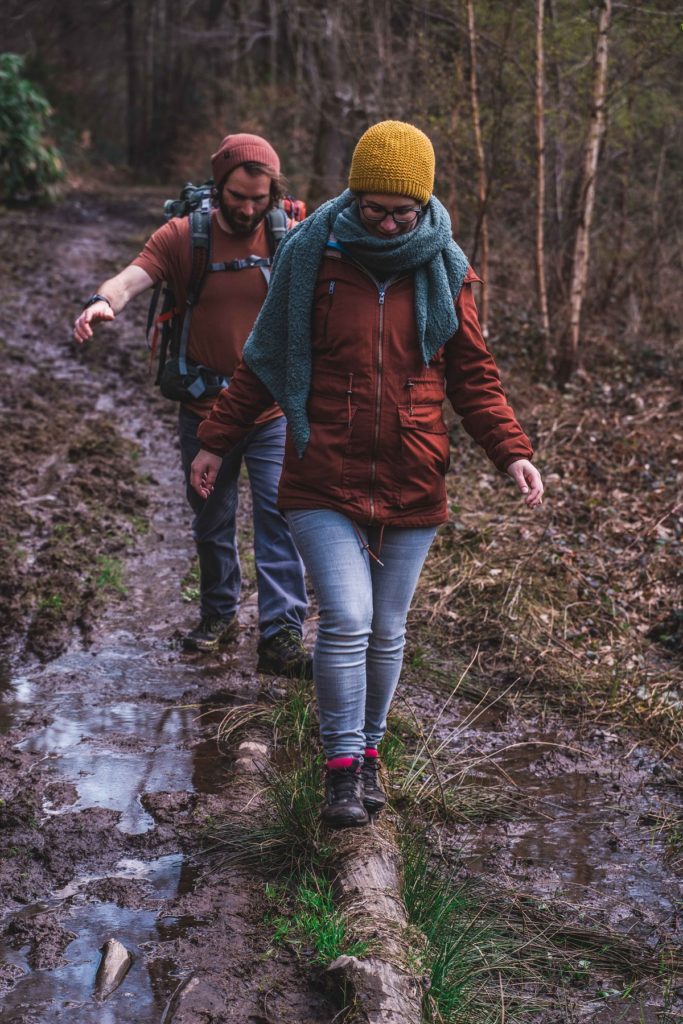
82, 293, 112, 310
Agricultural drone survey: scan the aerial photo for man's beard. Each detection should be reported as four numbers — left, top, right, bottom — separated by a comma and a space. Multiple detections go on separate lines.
218, 197, 268, 236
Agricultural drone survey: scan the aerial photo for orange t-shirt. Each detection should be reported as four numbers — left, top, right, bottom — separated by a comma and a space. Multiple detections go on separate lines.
133, 211, 281, 422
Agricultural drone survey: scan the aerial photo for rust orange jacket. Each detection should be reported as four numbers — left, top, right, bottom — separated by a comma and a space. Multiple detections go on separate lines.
197, 250, 533, 527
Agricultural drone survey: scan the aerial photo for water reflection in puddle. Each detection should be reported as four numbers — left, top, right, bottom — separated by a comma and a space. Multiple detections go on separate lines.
0, 635, 211, 737
0, 854, 191, 1022
463, 748, 678, 923
0, 638, 229, 1018
18, 700, 198, 835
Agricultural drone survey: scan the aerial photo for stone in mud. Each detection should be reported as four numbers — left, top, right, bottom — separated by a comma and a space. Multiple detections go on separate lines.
234, 739, 269, 774
93, 937, 132, 1000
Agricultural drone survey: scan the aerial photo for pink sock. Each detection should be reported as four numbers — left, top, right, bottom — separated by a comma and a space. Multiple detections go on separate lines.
364, 747, 378, 759
326, 756, 356, 770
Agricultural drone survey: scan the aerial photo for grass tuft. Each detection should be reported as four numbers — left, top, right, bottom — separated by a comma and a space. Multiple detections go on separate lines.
264, 873, 368, 965
211, 754, 330, 877
401, 839, 509, 1024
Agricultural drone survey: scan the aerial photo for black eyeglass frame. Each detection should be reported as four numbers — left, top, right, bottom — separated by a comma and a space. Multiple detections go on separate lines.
359, 201, 424, 226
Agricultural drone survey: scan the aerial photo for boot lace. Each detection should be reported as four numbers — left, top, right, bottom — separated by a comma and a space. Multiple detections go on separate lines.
272, 629, 305, 658
327, 767, 362, 803
361, 758, 380, 789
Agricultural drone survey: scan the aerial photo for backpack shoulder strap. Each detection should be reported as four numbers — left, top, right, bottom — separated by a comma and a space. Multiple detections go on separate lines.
187, 207, 212, 305
177, 206, 212, 378
259, 206, 289, 286
265, 206, 289, 257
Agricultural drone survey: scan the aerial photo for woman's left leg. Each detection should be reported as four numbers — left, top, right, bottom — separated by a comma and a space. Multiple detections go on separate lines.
364, 525, 436, 750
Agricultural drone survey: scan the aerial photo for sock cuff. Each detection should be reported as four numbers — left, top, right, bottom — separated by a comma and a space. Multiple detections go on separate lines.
364, 747, 379, 758
326, 756, 357, 770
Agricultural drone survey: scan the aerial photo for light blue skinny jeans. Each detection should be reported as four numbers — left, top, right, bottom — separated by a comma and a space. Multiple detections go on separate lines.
286, 509, 436, 759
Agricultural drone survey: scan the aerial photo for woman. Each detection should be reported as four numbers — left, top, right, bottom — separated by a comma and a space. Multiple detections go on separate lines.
191, 121, 543, 828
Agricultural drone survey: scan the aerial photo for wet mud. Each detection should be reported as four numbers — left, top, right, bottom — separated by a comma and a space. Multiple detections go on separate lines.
0, 191, 680, 1022
0, 192, 337, 1022
400, 672, 683, 1021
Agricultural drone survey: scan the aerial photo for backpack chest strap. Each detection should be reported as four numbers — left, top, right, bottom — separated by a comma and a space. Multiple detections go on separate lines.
208, 255, 273, 272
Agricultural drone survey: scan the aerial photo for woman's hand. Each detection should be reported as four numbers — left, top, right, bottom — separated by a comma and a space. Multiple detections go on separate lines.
190, 449, 223, 498
507, 459, 544, 509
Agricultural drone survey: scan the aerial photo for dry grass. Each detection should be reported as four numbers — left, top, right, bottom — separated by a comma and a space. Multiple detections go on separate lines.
413, 366, 682, 752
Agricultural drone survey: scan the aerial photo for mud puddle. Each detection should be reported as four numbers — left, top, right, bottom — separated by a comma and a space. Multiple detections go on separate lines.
402, 677, 682, 1017
409, 679, 679, 929
0, 854, 191, 1023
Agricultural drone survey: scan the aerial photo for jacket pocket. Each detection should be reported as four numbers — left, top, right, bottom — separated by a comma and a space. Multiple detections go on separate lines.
397, 403, 450, 509
294, 376, 358, 495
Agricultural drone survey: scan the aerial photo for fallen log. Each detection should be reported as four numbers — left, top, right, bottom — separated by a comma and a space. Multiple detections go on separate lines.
327, 818, 425, 1023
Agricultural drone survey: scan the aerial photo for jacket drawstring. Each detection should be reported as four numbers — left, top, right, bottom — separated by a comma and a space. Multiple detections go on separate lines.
353, 521, 385, 567
346, 373, 354, 428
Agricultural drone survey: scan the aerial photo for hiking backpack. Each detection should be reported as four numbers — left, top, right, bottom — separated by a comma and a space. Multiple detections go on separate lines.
147, 180, 306, 402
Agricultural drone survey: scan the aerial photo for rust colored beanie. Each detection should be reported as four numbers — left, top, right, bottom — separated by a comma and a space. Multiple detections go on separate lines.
211, 133, 280, 188
348, 120, 435, 204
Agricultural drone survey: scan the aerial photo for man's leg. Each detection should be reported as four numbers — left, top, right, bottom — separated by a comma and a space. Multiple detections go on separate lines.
178, 407, 244, 648
244, 417, 310, 676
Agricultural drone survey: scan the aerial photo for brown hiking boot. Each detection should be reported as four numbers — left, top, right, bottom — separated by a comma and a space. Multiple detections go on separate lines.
183, 615, 239, 652
256, 629, 313, 679
321, 759, 369, 829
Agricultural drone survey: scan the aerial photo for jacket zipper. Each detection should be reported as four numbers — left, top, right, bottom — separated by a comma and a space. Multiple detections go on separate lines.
323, 279, 335, 342
341, 255, 396, 524
406, 377, 415, 415
369, 280, 388, 523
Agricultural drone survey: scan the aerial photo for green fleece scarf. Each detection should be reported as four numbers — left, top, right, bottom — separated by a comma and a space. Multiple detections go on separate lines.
243, 189, 469, 456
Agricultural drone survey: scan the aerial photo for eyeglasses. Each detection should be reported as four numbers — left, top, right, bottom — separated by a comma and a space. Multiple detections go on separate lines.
359, 202, 423, 226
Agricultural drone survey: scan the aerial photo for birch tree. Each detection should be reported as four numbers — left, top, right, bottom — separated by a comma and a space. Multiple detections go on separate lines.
560, 0, 613, 383
534, 0, 551, 367
465, 0, 489, 337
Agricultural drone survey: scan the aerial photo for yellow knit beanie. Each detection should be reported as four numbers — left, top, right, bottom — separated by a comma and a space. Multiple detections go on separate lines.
348, 120, 435, 204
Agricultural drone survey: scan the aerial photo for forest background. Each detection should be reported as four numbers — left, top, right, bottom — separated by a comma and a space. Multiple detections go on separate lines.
3, 0, 682, 384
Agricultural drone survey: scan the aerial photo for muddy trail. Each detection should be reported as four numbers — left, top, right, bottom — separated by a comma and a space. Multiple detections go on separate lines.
0, 191, 681, 1023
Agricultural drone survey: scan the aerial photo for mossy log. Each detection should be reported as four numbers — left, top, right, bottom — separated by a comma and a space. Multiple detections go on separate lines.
327, 819, 425, 1023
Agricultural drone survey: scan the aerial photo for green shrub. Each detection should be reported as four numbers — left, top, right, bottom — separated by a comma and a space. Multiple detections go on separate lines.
0, 53, 65, 200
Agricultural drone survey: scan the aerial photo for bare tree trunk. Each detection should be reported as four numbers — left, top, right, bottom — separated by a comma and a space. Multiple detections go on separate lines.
465, 0, 489, 337
125, 0, 143, 168
445, 49, 465, 236
559, 0, 612, 384
547, 0, 566, 231
534, 0, 551, 368
268, 0, 278, 86
546, 0, 571, 304
310, 7, 352, 200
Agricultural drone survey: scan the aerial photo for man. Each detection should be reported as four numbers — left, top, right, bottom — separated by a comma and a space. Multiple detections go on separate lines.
73, 133, 310, 677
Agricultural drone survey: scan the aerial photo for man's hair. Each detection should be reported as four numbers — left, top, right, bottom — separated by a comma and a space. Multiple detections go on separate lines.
218, 160, 288, 206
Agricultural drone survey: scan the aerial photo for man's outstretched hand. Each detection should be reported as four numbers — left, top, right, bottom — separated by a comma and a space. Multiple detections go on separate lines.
507, 459, 544, 509
73, 300, 114, 343
191, 449, 223, 499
